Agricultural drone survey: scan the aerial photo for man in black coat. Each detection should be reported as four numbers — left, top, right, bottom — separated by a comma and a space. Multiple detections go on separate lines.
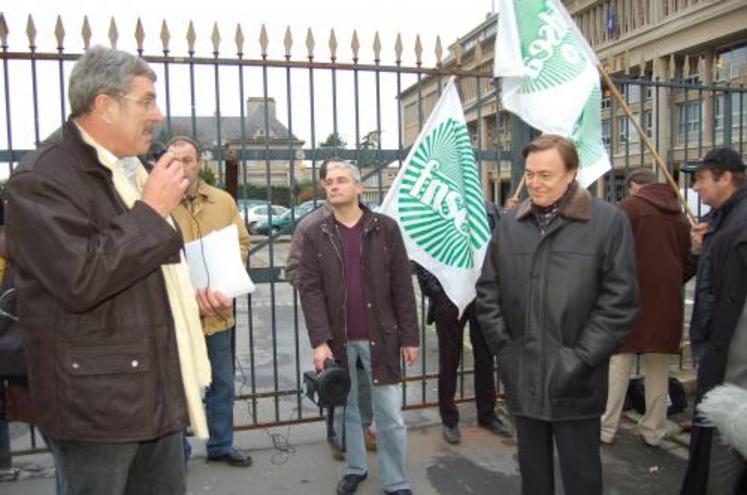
682, 148, 747, 495
414, 201, 511, 445
477, 135, 638, 495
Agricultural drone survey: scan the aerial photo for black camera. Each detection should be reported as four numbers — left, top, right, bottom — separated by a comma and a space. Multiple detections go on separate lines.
303, 358, 350, 408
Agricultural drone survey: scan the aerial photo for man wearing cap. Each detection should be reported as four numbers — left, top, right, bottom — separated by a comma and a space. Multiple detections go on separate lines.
681, 147, 747, 494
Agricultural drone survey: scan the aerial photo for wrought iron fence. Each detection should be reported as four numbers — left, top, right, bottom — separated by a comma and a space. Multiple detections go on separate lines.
1, 12, 745, 456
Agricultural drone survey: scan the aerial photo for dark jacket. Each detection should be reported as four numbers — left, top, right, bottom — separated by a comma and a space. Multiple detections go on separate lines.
298, 205, 419, 385
690, 186, 747, 360
476, 183, 639, 420
617, 184, 693, 354
6, 121, 188, 442
681, 225, 747, 494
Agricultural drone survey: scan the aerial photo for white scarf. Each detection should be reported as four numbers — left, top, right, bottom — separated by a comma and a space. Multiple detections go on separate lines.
77, 125, 211, 439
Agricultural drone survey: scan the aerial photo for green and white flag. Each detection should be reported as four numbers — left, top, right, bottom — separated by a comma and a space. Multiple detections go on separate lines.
380, 77, 491, 316
494, 0, 610, 187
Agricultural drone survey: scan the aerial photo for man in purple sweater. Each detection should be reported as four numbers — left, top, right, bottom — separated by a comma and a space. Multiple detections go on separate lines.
298, 161, 419, 495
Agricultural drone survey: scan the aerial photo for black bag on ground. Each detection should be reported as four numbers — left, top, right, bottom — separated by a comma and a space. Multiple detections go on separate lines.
624, 376, 687, 416
0, 266, 25, 378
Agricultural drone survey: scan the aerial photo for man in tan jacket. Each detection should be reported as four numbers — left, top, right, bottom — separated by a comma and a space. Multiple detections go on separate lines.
170, 136, 252, 467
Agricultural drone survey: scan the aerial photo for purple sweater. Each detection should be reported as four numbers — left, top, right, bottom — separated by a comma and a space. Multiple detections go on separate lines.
338, 220, 368, 341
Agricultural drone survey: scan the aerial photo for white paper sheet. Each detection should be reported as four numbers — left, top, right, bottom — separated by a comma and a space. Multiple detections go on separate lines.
183, 224, 255, 298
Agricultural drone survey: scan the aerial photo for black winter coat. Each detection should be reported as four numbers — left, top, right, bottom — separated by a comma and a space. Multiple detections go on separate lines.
690, 186, 747, 360
476, 183, 639, 420
681, 225, 747, 494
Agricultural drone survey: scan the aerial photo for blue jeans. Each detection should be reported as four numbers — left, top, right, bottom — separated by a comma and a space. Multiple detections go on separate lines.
332, 359, 374, 439
184, 329, 236, 459
205, 329, 236, 456
343, 341, 409, 492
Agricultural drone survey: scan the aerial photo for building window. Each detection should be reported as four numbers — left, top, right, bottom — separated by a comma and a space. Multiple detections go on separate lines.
618, 114, 640, 151
605, 171, 626, 202
732, 92, 746, 129
715, 44, 747, 82
602, 119, 611, 147
714, 95, 724, 131
678, 101, 702, 142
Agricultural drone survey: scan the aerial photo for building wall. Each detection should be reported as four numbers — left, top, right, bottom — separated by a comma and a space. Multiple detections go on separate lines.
399, 1, 747, 202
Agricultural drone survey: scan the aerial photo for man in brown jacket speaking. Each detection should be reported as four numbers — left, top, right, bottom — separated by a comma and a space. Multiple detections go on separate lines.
297, 160, 419, 495
7, 46, 213, 494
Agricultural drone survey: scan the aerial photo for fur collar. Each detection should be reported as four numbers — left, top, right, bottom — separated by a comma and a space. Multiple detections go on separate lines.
516, 182, 592, 223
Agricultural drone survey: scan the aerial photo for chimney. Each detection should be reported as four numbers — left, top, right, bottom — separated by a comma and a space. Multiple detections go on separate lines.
246, 97, 276, 119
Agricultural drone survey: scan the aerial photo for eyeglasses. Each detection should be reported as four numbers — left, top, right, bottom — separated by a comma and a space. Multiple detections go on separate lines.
119, 94, 159, 112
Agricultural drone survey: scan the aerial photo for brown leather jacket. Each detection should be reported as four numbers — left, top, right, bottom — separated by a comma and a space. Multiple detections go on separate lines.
298, 205, 419, 385
6, 121, 188, 441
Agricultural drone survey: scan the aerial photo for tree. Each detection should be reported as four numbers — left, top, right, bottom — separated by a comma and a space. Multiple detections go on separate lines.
319, 132, 347, 149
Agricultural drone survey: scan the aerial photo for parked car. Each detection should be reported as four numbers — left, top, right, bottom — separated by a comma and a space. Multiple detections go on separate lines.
237, 198, 267, 211
251, 200, 325, 236
242, 203, 289, 228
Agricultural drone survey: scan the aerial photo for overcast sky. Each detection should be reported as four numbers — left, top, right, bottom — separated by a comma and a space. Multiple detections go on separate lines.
0, 0, 497, 175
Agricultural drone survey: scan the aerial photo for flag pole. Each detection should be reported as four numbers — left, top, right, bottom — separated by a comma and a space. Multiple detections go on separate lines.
510, 175, 525, 201
597, 66, 697, 224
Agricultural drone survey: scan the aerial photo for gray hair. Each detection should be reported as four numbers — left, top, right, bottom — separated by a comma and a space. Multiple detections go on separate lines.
68, 45, 156, 118
325, 160, 361, 183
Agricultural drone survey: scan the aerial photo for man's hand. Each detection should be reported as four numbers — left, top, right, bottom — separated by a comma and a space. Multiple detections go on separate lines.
504, 196, 520, 211
142, 151, 190, 217
690, 222, 709, 255
195, 288, 232, 317
402, 346, 419, 366
313, 343, 334, 371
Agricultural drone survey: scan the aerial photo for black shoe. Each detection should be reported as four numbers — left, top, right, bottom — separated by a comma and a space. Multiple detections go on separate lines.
336, 472, 367, 494
328, 434, 346, 461
384, 490, 413, 495
479, 418, 513, 438
207, 448, 253, 467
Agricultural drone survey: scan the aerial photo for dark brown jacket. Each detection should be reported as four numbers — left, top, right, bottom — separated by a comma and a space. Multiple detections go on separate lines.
616, 184, 692, 354
298, 205, 419, 385
6, 121, 188, 442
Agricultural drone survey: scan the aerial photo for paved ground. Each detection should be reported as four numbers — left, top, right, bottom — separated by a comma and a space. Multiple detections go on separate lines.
1, 235, 698, 494
1, 402, 692, 495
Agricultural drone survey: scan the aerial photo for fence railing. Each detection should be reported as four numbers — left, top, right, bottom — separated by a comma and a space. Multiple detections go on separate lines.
2, 13, 744, 456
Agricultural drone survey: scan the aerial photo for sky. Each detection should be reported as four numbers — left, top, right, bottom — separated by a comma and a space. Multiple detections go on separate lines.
0, 0, 497, 177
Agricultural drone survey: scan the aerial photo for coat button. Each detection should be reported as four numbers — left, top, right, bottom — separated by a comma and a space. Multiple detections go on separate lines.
71, 362, 80, 370
131, 360, 139, 368
374, 379, 379, 384
367, 303, 372, 308
370, 341, 376, 346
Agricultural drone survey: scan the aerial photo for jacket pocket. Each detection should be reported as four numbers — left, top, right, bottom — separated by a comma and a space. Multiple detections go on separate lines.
496, 341, 519, 399
549, 347, 593, 399
62, 341, 153, 433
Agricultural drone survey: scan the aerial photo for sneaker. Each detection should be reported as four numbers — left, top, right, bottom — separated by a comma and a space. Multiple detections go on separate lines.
442, 424, 461, 444
478, 418, 513, 438
336, 472, 367, 494
364, 426, 377, 452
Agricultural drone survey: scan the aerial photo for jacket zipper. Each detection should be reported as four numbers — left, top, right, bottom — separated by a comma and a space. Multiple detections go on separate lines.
322, 222, 348, 351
